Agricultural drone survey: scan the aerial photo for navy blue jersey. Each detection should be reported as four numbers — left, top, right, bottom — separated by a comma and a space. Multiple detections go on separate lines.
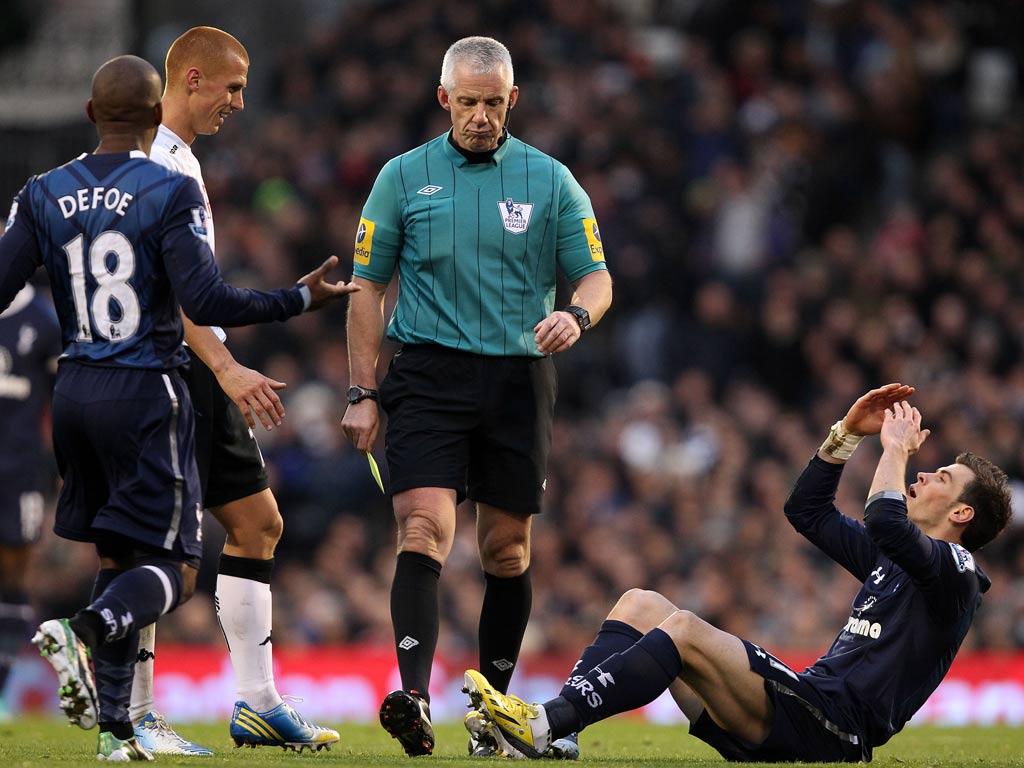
0, 151, 305, 369
784, 457, 989, 757
0, 284, 60, 478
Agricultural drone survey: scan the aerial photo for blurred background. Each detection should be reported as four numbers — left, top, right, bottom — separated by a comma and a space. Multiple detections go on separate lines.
3, 0, 1024, 723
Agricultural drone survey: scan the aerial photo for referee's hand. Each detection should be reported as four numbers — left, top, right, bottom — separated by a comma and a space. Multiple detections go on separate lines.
342, 400, 379, 452
534, 310, 581, 355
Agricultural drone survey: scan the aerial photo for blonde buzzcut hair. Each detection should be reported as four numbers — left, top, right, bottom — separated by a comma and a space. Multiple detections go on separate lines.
164, 26, 249, 91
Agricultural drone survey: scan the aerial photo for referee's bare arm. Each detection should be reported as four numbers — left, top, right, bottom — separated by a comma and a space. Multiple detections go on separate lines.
342, 276, 389, 452
534, 269, 613, 355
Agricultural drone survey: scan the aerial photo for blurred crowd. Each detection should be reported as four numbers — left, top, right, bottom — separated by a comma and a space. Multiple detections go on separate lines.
27, 0, 1024, 660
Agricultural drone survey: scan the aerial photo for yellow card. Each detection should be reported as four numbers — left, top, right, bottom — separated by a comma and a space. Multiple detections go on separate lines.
365, 451, 384, 494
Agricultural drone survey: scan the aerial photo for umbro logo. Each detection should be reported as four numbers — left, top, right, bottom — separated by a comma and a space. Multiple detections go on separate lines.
417, 185, 443, 196
491, 659, 514, 672
399, 636, 420, 650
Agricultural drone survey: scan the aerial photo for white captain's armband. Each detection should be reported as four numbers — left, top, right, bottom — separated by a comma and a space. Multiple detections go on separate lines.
5, 200, 18, 232
948, 542, 976, 573
866, 490, 906, 506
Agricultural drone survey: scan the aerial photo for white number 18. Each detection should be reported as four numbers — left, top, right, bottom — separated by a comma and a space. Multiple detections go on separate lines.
62, 231, 141, 342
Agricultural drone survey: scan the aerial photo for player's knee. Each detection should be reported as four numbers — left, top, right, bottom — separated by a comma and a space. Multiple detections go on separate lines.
660, 609, 703, 651
610, 588, 679, 631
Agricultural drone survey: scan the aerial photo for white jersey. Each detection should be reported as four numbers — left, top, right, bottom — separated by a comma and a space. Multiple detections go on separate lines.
150, 125, 226, 342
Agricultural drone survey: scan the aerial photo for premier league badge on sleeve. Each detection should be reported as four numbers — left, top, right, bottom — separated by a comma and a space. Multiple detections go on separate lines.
498, 198, 534, 234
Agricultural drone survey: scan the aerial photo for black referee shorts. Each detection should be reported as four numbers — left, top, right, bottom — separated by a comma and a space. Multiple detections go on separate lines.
379, 344, 556, 515
181, 349, 270, 509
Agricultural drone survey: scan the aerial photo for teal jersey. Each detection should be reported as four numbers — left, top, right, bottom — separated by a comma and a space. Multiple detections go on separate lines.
353, 133, 607, 357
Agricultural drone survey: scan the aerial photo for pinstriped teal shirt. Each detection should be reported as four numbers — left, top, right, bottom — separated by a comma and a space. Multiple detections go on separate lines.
352, 132, 608, 357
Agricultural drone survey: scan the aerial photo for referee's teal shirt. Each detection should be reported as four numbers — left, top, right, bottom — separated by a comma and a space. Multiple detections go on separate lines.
352, 132, 608, 357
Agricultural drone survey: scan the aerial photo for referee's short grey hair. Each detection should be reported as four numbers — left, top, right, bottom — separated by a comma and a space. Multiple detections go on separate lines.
440, 36, 514, 93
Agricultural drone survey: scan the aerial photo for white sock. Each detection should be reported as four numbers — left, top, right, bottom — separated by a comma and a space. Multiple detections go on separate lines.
216, 573, 282, 713
129, 623, 156, 725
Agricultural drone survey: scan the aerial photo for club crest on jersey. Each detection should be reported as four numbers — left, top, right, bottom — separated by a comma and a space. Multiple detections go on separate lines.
498, 198, 534, 234
189, 207, 209, 242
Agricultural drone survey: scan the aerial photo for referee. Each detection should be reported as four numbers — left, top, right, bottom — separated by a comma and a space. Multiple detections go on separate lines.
342, 36, 613, 757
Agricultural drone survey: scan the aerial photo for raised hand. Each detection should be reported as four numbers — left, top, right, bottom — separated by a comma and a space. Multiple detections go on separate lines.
297, 255, 362, 310
841, 383, 916, 436
880, 399, 931, 456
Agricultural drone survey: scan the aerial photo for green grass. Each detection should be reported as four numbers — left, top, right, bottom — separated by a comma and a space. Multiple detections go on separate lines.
2, 717, 1023, 766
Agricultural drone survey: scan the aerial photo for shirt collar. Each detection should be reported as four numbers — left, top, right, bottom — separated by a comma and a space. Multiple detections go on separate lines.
443, 129, 513, 166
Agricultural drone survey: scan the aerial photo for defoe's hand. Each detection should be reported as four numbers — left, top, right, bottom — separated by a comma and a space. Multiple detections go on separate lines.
297, 255, 362, 311
842, 383, 916, 436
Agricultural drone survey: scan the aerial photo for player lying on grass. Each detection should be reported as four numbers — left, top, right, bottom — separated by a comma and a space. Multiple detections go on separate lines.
464, 384, 1012, 763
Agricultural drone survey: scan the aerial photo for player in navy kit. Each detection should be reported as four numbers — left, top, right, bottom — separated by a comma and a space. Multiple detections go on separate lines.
464, 384, 1012, 762
0, 284, 60, 717
0, 55, 356, 760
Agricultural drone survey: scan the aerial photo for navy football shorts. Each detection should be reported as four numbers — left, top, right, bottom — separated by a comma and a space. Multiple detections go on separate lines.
51, 361, 203, 561
182, 349, 269, 508
689, 639, 865, 763
379, 344, 556, 514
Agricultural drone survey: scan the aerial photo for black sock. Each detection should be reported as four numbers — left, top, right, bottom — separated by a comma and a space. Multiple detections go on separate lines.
82, 565, 182, 644
0, 588, 31, 695
559, 619, 643, 699
391, 551, 442, 703
85, 569, 139, 725
99, 720, 135, 740
549, 628, 682, 736
479, 568, 532, 693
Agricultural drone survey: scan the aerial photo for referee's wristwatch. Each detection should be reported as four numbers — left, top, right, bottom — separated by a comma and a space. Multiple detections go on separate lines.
347, 385, 379, 404
564, 305, 591, 333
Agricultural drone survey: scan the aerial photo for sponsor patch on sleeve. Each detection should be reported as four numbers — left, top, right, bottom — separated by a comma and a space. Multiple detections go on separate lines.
354, 217, 375, 266
188, 207, 209, 242
948, 542, 975, 573
582, 217, 604, 261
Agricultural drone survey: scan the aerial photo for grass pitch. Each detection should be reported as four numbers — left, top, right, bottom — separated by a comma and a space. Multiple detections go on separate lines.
1, 717, 1023, 766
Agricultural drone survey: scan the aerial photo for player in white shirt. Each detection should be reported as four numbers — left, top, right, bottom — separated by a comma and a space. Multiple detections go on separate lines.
129, 27, 340, 755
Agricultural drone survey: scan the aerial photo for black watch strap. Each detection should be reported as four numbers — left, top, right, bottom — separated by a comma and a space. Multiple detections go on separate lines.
564, 305, 591, 333
347, 385, 379, 404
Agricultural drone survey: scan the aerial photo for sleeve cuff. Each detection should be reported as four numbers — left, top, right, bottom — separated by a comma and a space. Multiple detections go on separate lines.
866, 490, 906, 506
298, 284, 311, 311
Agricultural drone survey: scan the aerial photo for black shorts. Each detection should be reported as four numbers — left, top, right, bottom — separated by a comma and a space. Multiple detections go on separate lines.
0, 471, 46, 547
182, 349, 269, 508
379, 344, 556, 514
689, 640, 865, 763
51, 361, 203, 562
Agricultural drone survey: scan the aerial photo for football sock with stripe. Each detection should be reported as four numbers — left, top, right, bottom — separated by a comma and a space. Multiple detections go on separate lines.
559, 619, 644, 699
72, 563, 184, 646
0, 587, 32, 696
391, 551, 442, 703
88, 568, 138, 725
479, 568, 532, 693
217, 555, 281, 713
546, 628, 683, 738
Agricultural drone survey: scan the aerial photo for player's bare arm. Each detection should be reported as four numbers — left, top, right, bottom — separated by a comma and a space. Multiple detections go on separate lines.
342, 276, 389, 452
181, 315, 286, 431
534, 269, 612, 355
296, 255, 361, 310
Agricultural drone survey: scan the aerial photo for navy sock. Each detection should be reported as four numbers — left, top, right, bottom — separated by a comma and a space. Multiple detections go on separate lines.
0, 588, 32, 695
84, 564, 182, 644
87, 569, 140, 724
559, 619, 643, 699
548, 628, 682, 736
479, 569, 532, 693
390, 551, 442, 703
